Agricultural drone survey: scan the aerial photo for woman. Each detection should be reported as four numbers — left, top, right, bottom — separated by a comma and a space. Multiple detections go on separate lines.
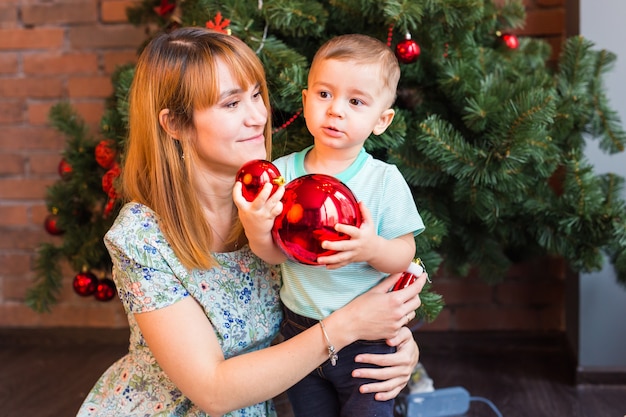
77, 26, 427, 417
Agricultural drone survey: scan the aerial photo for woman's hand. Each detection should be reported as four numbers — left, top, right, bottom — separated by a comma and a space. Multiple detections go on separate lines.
352, 326, 419, 401
338, 273, 425, 343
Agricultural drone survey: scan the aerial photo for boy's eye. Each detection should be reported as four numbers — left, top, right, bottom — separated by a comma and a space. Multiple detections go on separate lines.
350, 98, 364, 106
319, 91, 330, 98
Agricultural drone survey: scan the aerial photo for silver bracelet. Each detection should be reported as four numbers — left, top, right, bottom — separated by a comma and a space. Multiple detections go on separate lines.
319, 320, 338, 366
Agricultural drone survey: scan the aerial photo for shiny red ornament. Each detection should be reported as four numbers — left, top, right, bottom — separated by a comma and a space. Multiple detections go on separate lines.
500, 33, 519, 49
395, 33, 421, 64
392, 259, 425, 291
58, 159, 72, 179
44, 213, 64, 235
236, 159, 285, 202
102, 163, 121, 197
73, 271, 98, 297
95, 139, 117, 169
272, 174, 362, 265
94, 278, 116, 301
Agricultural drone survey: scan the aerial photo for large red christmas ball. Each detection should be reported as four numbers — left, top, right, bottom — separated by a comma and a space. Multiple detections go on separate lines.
236, 159, 285, 202
94, 278, 116, 301
73, 272, 98, 296
271, 174, 362, 265
395, 34, 420, 64
44, 213, 64, 235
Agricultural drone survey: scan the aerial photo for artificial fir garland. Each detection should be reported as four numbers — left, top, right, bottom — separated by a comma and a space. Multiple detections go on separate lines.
28, 0, 626, 314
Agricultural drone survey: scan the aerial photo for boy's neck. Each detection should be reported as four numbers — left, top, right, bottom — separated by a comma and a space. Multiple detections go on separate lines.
304, 145, 362, 175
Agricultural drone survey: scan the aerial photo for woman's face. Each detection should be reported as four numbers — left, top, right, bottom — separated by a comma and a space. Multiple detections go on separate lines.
193, 58, 268, 174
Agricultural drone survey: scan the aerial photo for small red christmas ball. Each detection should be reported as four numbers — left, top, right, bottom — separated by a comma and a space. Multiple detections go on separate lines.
102, 163, 121, 197
44, 213, 64, 235
497, 32, 519, 49
58, 159, 72, 179
396, 33, 421, 64
73, 272, 98, 297
95, 139, 117, 169
271, 174, 362, 265
501, 33, 519, 49
94, 278, 116, 301
236, 159, 285, 202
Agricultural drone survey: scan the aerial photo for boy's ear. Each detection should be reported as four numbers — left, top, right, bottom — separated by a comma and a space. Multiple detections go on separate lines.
301, 89, 308, 112
372, 108, 395, 135
159, 108, 179, 139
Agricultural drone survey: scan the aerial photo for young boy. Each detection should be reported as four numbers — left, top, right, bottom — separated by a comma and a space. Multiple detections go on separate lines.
235, 34, 425, 417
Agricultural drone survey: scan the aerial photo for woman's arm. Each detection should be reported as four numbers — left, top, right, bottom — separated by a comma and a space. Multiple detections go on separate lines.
135, 272, 425, 416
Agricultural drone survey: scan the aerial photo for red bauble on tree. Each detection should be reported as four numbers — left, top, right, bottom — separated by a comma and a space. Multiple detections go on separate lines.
44, 212, 64, 235
58, 158, 72, 179
497, 31, 519, 49
396, 33, 421, 64
236, 159, 285, 202
94, 278, 116, 301
72, 271, 98, 296
95, 139, 117, 170
271, 174, 362, 265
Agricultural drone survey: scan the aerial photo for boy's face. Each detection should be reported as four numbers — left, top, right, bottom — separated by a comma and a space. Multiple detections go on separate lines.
302, 58, 395, 153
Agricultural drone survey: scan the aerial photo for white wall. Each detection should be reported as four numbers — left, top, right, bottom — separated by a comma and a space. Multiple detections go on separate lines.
579, 0, 626, 367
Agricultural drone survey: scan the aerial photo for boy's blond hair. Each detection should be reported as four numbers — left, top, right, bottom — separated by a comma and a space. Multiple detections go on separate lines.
309, 34, 401, 107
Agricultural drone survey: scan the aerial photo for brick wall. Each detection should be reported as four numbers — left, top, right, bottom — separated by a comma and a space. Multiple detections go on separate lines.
0, 0, 573, 330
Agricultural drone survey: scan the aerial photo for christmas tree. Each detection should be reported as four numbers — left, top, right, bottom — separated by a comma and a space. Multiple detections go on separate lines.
28, 0, 626, 315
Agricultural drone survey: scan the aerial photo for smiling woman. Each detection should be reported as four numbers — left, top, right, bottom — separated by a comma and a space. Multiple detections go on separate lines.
74, 26, 424, 417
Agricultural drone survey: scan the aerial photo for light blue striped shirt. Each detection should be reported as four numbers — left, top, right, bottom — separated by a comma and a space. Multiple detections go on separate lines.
273, 146, 425, 319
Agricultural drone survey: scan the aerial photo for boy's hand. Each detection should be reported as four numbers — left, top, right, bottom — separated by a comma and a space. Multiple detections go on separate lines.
233, 181, 284, 239
317, 201, 380, 269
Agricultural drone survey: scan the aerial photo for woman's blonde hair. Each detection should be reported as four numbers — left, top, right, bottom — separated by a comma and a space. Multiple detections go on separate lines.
122, 27, 272, 269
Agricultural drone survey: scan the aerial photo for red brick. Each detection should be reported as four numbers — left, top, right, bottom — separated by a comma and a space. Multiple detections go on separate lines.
101, 0, 140, 23
0, 127, 65, 151
2, 275, 32, 300
0, 52, 18, 74
0, 252, 31, 275
496, 280, 564, 306
455, 306, 547, 331
103, 50, 138, 74
0, 206, 29, 227
21, 0, 97, 26
0, 3, 18, 27
0, 28, 64, 50
0, 227, 56, 250
517, 9, 565, 36
72, 101, 107, 125
0, 100, 24, 124
432, 278, 493, 305
0, 153, 25, 175
0, 78, 64, 98
23, 53, 99, 75
28, 153, 66, 176
535, 0, 564, 6
68, 76, 114, 98
0, 178, 55, 199
69, 25, 147, 49
27, 101, 57, 126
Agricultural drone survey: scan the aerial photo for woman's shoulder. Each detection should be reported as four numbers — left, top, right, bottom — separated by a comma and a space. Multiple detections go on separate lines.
105, 202, 165, 253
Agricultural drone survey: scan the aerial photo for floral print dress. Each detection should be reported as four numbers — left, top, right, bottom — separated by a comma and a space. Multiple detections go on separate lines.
77, 203, 283, 417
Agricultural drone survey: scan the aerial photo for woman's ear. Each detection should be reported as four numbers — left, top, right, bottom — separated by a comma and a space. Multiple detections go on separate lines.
159, 108, 179, 139
372, 108, 395, 136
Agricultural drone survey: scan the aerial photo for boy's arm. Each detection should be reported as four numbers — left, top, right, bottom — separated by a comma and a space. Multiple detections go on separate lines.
317, 202, 416, 273
233, 181, 287, 265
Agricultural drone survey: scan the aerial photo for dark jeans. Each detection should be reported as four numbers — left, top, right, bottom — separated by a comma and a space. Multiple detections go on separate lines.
281, 304, 396, 417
